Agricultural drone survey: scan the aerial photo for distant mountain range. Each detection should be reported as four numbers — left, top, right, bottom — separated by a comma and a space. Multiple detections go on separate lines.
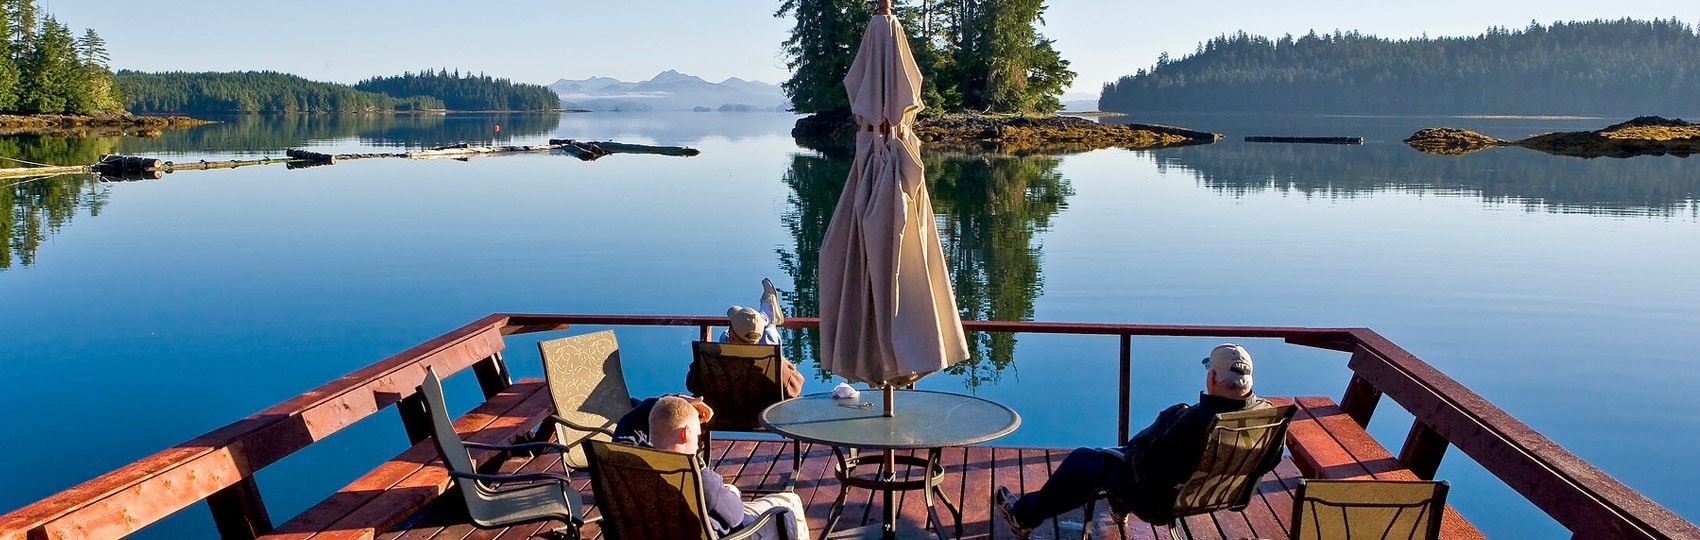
550, 70, 790, 112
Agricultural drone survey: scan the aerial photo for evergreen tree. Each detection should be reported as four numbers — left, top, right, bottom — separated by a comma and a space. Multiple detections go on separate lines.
0, 12, 17, 110
6, 0, 35, 64
775, 0, 873, 114
17, 16, 80, 113
776, 0, 1073, 115
75, 29, 119, 112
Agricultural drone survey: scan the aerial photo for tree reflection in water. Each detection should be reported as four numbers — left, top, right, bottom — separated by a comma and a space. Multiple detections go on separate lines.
778, 150, 1073, 390
1, 135, 120, 269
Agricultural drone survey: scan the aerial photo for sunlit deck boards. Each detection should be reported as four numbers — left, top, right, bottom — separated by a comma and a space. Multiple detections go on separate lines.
380, 437, 1308, 540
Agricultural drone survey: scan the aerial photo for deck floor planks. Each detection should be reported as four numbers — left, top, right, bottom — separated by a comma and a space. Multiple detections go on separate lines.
959, 446, 995, 540
381, 437, 1390, 540
790, 442, 842, 534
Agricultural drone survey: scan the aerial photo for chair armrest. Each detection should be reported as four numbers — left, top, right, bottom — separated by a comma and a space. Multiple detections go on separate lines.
547, 414, 617, 437
464, 440, 575, 454
721, 506, 793, 540
448, 469, 575, 485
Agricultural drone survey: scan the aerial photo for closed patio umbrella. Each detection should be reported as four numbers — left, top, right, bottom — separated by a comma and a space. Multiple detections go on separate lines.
818, 0, 969, 416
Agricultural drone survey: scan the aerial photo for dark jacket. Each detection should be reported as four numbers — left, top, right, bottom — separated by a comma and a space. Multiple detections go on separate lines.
1118, 392, 1275, 523
610, 399, 745, 536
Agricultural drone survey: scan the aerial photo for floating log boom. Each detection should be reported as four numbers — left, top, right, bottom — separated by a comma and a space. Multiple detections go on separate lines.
1245, 136, 1365, 145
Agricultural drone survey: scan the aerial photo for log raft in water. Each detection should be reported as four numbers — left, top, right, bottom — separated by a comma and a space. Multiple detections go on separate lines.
2, 138, 699, 181
1244, 136, 1365, 145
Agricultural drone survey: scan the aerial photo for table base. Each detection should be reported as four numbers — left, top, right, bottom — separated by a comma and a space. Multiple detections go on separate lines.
821, 448, 961, 540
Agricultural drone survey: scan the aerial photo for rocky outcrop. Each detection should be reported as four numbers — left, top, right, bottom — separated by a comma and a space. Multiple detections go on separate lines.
1407, 116, 1700, 158
794, 110, 1220, 155
0, 112, 213, 137
1403, 128, 1510, 155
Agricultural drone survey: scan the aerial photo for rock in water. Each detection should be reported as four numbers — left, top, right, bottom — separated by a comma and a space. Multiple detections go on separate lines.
1403, 128, 1508, 155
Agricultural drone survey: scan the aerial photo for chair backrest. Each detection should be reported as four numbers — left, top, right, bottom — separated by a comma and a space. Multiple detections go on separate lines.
1171, 404, 1298, 518
539, 330, 634, 467
689, 341, 787, 433
419, 367, 495, 511
585, 439, 716, 540
1288, 479, 1450, 540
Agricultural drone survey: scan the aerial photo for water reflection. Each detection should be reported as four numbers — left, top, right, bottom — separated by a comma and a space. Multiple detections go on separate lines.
778, 151, 1073, 389
1154, 142, 1700, 217
1, 135, 121, 269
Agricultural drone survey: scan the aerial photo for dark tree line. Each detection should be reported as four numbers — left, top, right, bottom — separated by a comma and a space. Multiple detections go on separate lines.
117, 71, 443, 114
0, 0, 122, 114
354, 69, 559, 111
777, 0, 1075, 116
1100, 18, 1700, 117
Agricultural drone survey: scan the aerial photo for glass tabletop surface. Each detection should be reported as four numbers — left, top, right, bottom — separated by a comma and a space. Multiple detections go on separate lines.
759, 389, 1021, 449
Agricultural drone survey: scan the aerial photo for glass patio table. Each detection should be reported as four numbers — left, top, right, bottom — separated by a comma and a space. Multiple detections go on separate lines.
760, 389, 1021, 540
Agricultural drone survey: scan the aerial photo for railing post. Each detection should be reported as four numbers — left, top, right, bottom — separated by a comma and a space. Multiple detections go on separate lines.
207, 475, 272, 540
1398, 419, 1449, 480
700, 324, 712, 342
472, 352, 511, 399
397, 392, 432, 445
1338, 373, 1383, 428
1118, 334, 1131, 444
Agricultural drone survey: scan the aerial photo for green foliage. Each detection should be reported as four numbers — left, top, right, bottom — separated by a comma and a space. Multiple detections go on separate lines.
775, 0, 874, 114
1, 1, 120, 114
951, 0, 1073, 113
354, 70, 559, 111
117, 71, 444, 114
1100, 18, 1700, 116
776, 0, 1074, 116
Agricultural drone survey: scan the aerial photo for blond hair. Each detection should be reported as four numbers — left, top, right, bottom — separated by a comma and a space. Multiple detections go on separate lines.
648, 395, 698, 435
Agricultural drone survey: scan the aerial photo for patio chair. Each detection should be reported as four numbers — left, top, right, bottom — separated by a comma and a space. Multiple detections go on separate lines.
585, 439, 795, 540
1082, 404, 1297, 540
686, 340, 801, 493
538, 330, 637, 469
1288, 479, 1449, 540
418, 367, 587, 539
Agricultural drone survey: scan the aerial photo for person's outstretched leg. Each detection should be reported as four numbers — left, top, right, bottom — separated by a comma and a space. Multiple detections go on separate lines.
998, 447, 1132, 533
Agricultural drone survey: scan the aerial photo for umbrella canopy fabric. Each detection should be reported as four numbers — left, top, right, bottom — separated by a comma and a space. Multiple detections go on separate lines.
817, 13, 970, 388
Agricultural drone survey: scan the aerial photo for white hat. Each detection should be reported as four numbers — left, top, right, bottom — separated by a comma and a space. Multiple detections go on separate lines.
1203, 343, 1254, 388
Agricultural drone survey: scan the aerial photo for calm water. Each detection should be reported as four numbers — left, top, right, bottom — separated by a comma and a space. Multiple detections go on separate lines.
2, 112, 1697, 538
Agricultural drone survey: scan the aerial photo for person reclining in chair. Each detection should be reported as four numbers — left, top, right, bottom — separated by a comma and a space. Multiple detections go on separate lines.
640, 395, 811, 540
995, 344, 1277, 539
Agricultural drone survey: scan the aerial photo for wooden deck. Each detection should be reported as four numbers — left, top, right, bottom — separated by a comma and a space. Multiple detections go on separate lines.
381, 437, 1310, 540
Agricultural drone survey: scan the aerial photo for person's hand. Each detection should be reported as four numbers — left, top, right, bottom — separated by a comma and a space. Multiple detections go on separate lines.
687, 395, 715, 424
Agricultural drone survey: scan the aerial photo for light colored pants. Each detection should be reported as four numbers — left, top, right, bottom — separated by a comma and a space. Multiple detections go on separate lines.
743, 492, 809, 540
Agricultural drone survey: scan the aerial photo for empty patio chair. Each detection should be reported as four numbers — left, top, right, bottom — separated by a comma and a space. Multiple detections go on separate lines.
418, 366, 586, 539
1288, 479, 1449, 540
585, 439, 795, 540
539, 330, 637, 469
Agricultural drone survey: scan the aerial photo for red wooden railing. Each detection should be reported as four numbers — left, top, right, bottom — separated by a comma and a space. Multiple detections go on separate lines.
1, 313, 1693, 540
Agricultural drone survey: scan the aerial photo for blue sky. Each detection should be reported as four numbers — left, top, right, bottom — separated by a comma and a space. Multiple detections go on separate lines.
52, 0, 1700, 95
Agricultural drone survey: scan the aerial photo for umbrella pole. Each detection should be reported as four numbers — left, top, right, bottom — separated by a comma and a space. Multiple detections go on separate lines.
883, 384, 895, 417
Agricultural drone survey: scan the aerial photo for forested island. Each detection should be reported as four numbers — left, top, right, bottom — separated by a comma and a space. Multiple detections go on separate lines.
779, 1, 1212, 151
355, 70, 559, 111
1100, 18, 1700, 117
119, 70, 560, 114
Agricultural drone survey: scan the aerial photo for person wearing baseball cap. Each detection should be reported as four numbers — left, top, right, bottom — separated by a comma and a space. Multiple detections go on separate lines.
721, 278, 785, 345
995, 343, 1276, 539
